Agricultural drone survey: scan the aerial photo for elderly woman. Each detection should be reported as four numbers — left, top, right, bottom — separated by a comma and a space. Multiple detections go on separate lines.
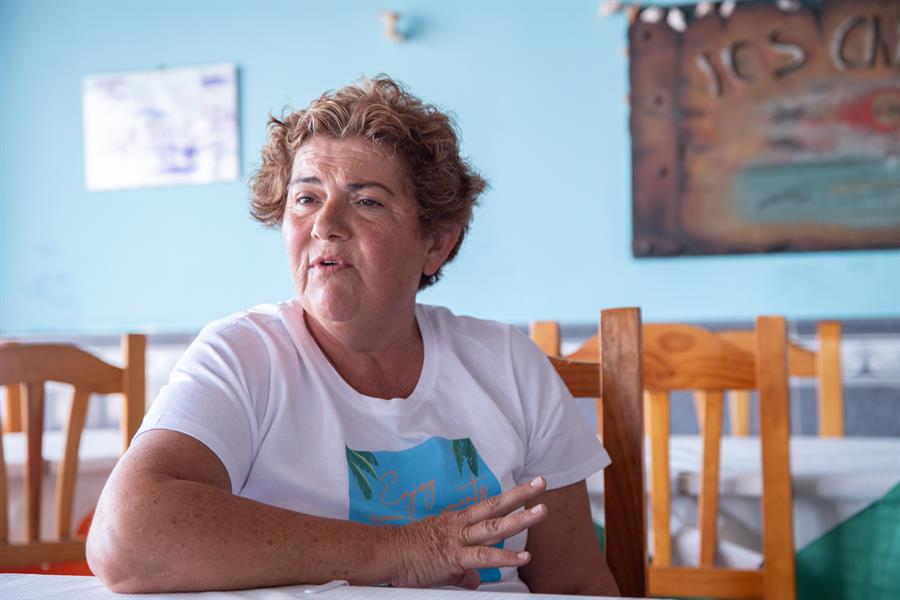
87, 76, 618, 596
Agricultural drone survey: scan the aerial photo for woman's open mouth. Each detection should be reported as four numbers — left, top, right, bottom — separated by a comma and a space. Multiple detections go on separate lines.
312, 257, 352, 273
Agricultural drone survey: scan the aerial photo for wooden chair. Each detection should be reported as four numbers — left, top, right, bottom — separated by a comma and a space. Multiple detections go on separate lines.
544, 308, 646, 597
533, 318, 796, 599
0, 334, 145, 568
720, 321, 843, 437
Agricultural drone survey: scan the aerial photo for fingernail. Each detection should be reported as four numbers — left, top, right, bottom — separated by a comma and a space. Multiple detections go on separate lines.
530, 476, 544, 487
531, 504, 544, 515
518, 552, 530, 560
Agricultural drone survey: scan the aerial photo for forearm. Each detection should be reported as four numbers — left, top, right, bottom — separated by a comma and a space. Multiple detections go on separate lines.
88, 473, 395, 593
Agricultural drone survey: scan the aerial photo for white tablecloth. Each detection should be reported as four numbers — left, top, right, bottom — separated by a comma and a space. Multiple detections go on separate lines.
0, 574, 629, 599
586, 435, 900, 568
3, 429, 121, 543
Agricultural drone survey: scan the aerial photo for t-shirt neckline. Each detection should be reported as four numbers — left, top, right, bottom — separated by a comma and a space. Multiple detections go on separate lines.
292, 301, 438, 415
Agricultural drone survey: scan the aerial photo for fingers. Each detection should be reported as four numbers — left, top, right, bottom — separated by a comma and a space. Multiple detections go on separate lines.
462, 476, 547, 524
464, 503, 547, 546
456, 546, 533, 573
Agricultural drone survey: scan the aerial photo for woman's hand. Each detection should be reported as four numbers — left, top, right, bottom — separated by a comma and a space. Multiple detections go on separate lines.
387, 476, 549, 589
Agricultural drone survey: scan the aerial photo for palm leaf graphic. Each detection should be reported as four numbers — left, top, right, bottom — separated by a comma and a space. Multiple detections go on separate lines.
346, 447, 379, 500
451, 438, 479, 477
452, 439, 466, 475
466, 446, 479, 477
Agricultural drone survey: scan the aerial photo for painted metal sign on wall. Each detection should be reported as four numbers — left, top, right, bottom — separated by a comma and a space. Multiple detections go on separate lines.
630, 0, 900, 257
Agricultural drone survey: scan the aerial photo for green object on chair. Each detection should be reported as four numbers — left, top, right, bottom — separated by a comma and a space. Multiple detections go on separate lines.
796, 482, 900, 600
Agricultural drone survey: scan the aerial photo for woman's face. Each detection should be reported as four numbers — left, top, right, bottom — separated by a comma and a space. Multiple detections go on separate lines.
283, 136, 454, 331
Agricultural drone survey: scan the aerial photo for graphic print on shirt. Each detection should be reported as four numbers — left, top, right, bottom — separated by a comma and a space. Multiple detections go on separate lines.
346, 436, 503, 583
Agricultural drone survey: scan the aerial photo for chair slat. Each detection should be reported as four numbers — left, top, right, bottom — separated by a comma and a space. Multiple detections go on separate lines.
697, 390, 724, 567
817, 321, 843, 437
24, 382, 45, 543
756, 317, 796, 600
56, 389, 91, 539
600, 307, 646, 598
3, 383, 23, 433
728, 390, 751, 436
647, 390, 671, 567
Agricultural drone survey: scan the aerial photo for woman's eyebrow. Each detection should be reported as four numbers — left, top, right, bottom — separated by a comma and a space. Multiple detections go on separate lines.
289, 175, 322, 186
287, 177, 394, 196
347, 181, 395, 195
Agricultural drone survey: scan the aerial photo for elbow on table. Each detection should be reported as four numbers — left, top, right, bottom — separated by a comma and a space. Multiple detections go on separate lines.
86, 514, 165, 593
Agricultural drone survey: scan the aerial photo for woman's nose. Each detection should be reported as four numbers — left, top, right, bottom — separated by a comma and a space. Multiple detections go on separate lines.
311, 198, 351, 240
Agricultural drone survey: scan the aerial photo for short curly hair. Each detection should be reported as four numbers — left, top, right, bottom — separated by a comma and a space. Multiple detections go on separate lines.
249, 75, 487, 290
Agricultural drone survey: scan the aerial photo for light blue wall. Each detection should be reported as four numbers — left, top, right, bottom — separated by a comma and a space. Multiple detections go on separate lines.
1, 0, 898, 334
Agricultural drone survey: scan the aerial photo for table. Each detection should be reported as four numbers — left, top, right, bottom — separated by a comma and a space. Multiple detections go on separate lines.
3, 429, 121, 542
0, 574, 631, 599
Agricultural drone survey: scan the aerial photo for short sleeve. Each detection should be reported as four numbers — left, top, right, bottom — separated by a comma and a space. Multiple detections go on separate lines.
136, 319, 268, 493
509, 328, 610, 490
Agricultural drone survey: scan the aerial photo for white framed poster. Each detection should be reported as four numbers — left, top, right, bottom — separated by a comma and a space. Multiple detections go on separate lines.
83, 63, 239, 191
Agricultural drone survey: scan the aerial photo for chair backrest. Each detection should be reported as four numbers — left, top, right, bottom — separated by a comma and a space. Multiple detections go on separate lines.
0, 334, 145, 568
545, 308, 646, 597
642, 319, 795, 600
531, 320, 844, 437
532, 318, 796, 600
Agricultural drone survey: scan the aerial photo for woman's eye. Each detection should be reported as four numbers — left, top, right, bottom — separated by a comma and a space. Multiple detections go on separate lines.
294, 196, 315, 207
358, 198, 382, 208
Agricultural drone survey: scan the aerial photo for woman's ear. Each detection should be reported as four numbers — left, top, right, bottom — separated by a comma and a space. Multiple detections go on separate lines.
423, 225, 462, 277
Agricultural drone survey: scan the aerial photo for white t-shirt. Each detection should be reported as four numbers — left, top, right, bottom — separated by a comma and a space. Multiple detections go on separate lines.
138, 300, 609, 592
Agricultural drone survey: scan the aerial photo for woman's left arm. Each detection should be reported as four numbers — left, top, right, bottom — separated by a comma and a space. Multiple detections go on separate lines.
519, 480, 620, 596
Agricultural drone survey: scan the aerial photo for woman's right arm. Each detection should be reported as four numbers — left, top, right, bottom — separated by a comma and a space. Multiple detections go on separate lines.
87, 429, 548, 593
